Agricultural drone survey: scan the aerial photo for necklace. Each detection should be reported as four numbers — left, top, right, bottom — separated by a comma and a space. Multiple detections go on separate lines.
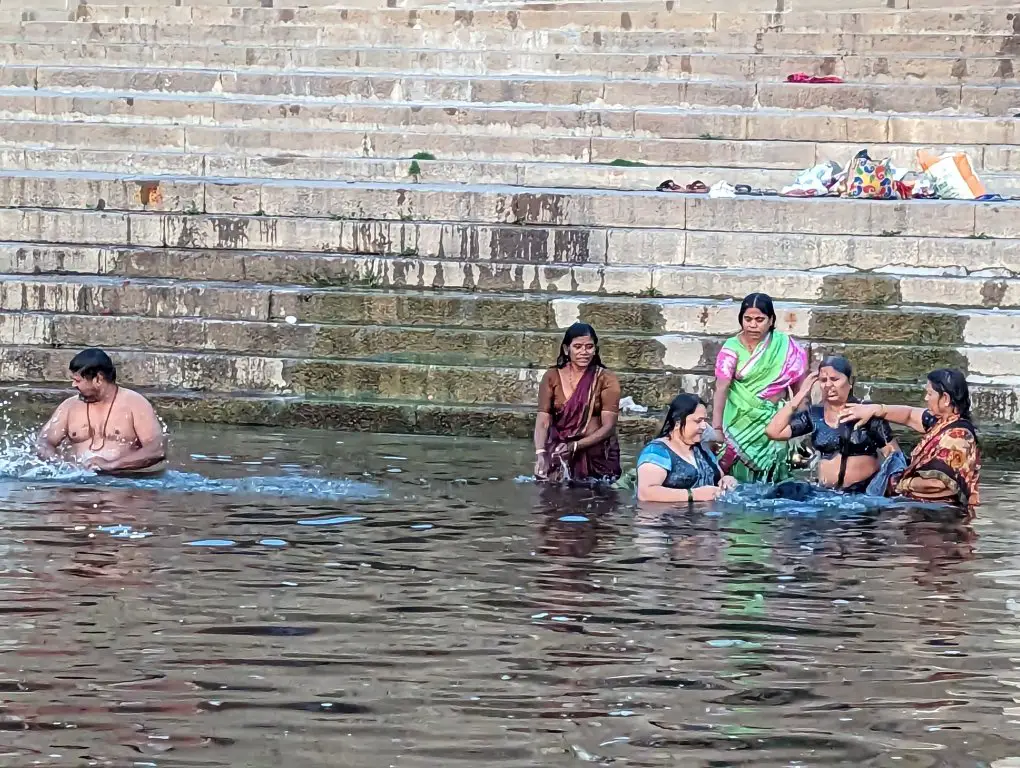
86, 385, 119, 451
562, 364, 583, 393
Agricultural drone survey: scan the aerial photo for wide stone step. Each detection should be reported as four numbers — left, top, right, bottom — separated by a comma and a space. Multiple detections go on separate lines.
13, 312, 717, 372
11, 275, 1020, 339
4, 78, 1018, 117
2, 102, 1014, 151
0, 383, 553, 439
4, 44, 1020, 84
0, 344, 699, 405
5, 17, 1019, 55
6, 245, 1020, 307
0, 203, 1017, 274
9, 304, 1020, 379
7, 381, 1020, 451
3, 146, 1020, 195
5, 275, 1020, 377
9, 379, 1020, 450
4, 344, 1020, 424
44, 7, 1020, 35
5, 124, 1020, 183
0, 172, 1018, 236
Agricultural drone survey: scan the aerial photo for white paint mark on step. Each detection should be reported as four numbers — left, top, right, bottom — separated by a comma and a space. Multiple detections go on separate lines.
550, 298, 580, 329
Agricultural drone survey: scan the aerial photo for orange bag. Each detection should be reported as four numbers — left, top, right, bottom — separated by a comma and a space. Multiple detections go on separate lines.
917, 150, 985, 200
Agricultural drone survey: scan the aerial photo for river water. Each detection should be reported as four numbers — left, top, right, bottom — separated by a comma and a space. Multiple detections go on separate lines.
1, 422, 1019, 767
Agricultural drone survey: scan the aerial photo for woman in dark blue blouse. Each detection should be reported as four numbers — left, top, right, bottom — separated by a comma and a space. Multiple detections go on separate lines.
637, 393, 738, 503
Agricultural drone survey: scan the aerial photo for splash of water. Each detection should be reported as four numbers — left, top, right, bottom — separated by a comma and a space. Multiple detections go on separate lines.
0, 422, 381, 501
0, 423, 89, 481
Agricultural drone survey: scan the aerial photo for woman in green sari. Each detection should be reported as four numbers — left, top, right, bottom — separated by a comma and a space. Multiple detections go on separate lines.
711, 293, 809, 483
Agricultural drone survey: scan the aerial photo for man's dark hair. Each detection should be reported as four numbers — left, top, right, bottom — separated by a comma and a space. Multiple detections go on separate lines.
69, 348, 117, 383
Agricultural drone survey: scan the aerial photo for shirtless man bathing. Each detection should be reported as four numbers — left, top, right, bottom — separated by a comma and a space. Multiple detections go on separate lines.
35, 348, 167, 473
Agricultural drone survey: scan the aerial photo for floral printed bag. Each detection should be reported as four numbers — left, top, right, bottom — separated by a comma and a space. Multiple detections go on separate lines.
844, 149, 898, 199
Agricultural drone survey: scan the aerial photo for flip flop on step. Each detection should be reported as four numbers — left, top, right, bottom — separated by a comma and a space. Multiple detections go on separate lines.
656, 179, 683, 192
685, 180, 709, 193
735, 184, 764, 196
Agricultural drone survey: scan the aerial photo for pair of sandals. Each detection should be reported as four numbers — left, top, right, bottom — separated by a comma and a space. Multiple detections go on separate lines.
656, 179, 778, 195
733, 184, 779, 196
656, 179, 707, 193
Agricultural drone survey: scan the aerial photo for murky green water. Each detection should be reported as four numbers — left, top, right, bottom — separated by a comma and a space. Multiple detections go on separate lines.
1, 422, 1019, 767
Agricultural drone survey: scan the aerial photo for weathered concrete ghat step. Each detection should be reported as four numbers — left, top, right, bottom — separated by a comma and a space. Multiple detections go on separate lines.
4, 66, 1020, 114
8, 274, 1020, 334
5, 127, 1020, 187
0, 384, 554, 439
7, 245, 1020, 306
4, 82, 1019, 121
0, 344, 701, 405
4, 45, 1019, 84
0, 174, 1017, 240
4, 347, 1020, 426
5, 18, 1020, 57
3, 107, 1015, 151
42, 8, 1020, 35
9, 308, 1020, 379
4, 239, 1020, 301
3, 147, 1020, 195
7, 383, 1020, 456
2, 206, 1020, 273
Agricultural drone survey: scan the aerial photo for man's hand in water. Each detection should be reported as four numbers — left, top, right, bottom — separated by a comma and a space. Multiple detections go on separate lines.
84, 456, 116, 473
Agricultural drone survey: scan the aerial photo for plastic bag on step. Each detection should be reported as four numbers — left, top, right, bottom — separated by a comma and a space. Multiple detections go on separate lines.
618, 396, 648, 415
845, 150, 899, 199
708, 181, 737, 198
783, 160, 842, 196
916, 150, 985, 200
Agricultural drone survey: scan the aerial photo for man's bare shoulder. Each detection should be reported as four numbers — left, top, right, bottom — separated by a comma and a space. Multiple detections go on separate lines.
118, 388, 155, 407
55, 394, 82, 413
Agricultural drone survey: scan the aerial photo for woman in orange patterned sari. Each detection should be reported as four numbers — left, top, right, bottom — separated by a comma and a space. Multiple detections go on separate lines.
837, 369, 980, 509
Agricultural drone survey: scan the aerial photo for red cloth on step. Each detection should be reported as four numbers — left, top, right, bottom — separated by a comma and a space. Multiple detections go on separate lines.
785, 73, 844, 83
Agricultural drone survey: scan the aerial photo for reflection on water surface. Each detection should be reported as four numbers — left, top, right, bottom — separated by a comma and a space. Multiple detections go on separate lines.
0, 423, 1019, 767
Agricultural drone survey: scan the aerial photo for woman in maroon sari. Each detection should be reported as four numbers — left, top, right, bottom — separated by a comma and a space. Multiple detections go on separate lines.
533, 323, 622, 485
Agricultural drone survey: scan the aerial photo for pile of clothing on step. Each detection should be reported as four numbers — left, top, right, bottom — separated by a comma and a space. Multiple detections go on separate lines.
776, 149, 995, 200
656, 149, 1013, 201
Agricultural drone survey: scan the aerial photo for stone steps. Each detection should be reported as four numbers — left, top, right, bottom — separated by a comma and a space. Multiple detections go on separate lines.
4, 343, 1019, 425
8, 7, 1020, 37
2, 103, 1014, 151
9, 276, 1020, 340
0, 383, 555, 439
4, 268, 1020, 381
5, 244, 1020, 308
3, 303, 1018, 380
3, 122, 1019, 182
0, 0, 1016, 447
0, 172, 1014, 237
6, 19, 1020, 57
3, 49, 1020, 83
4, 77, 1019, 117
44, 7, 1020, 35
1, 146, 1019, 195
0, 201, 1017, 276
0, 344, 699, 404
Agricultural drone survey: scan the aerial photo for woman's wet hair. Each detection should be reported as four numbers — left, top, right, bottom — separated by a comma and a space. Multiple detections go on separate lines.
819, 355, 854, 382
556, 322, 605, 369
738, 292, 777, 330
927, 368, 972, 421
656, 393, 708, 439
